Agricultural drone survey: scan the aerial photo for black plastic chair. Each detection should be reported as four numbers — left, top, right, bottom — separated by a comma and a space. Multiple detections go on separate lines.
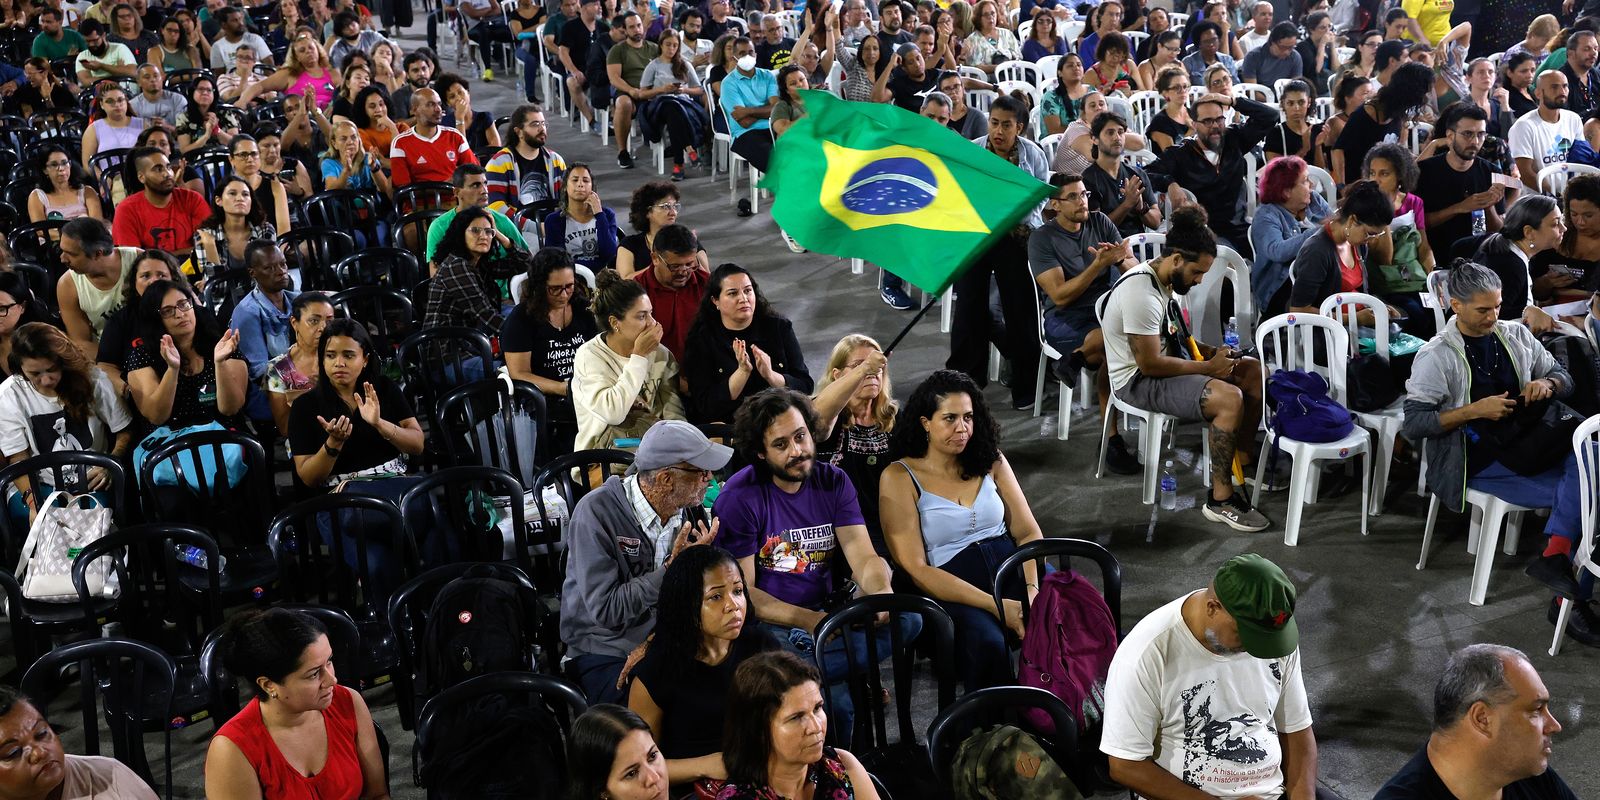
393, 181, 457, 216
332, 247, 424, 290
199, 602, 364, 727
8, 219, 67, 278
991, 538, 1122, 636
162, 68, 215, 96
400, 466, 529, 569
0, 199, 20, 238
28, 110, 88, 142
925, 686, 1082, 792
414, 671, 585, 792
436, 378, 547, 481
397, 326, 495, 465
393, 208, 448, 255
523, 448, 633, 613
189, 151, 232, 201
9, 261, 55, 313
278, 226, 357, 291
269, 494, 418, 689
331, 286, 414, 370
201, 267, 255, 324
0, 451, 125, 567
88, 146, 130, 184
305, 188, 386, 248
136, 430, 280, 603
385, 562, 542, 729
813, 594, 956, 754
21, 638, 177, 798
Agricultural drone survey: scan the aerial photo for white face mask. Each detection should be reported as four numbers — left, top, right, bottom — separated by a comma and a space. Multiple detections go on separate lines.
736, 54, 757, 71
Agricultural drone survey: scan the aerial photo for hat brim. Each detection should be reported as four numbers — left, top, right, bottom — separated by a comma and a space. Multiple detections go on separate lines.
1235, 615, 1297, 660
686, 441, 735, 471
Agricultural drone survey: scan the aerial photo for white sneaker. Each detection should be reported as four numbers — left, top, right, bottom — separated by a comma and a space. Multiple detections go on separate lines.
779, 228, 806, 253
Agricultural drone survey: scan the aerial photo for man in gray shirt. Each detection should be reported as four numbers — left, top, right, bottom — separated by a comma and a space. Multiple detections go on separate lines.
558, 420, 730, 704
1239, 22, 1302, 87
938, 70, 987, 140
129, 64, 185, 127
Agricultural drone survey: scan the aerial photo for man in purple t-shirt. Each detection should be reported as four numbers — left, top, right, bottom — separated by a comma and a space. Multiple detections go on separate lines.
714, 388, 922, 744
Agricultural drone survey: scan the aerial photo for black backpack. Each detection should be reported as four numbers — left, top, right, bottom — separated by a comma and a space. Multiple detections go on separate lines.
420, 694, 568, 800
422, 576, 534, 695
1540, 329, 1600, 418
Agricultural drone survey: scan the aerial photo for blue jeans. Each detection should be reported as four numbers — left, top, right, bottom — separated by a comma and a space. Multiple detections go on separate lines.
514, 43, 541, 102
568, 652, 626, 705
760, 611, 922, 748
934, 535, 1024, 691
1470, 454, 1592, 598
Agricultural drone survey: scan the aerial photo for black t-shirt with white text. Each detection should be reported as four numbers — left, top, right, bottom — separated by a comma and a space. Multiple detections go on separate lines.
1083, 161, 1158, 238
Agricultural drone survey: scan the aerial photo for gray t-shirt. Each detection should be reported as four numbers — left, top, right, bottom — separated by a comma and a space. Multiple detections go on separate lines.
1103, 263, 1175, 391
639, 58, 703, 91
129, 90, 186, 127
1239, 46, 1302, 87
1028, 211, 1124, 325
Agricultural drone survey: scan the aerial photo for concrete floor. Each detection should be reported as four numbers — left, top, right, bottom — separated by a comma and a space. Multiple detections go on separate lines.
19, 16, 1600, 800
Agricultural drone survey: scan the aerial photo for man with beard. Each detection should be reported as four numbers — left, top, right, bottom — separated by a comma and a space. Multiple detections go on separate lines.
606, 11, 660, 169
1103, 554, 1317, 799
1100, 207, 1271, 531
58, 217, 141, 358
1416, 104, 1504, 258
754, 12, 795, 69
1082, 112, 1161, 238
559, 0, 608, 127
487, 104, 568, 235
391, 52, 434, 126
390, 88, 478, 187
715, 388, 919, 747
701, 0, 746, 45
1146, 90, 1279, 257
73, 20, 137, 85
424, 163, 530, 264
1509, 69, 1584, 191
1560, 29, 1600, 115
129, 63, 185, 127
632, 224, 707, 362
681, 10, 711, 66
874, 0, 911, 57
1375, 644, 1577, 799
31, 8, 86, 60
561, 419, 728, 704
207, 7, 272, 72
327, 10, 396, 72
111, 147, 209, 257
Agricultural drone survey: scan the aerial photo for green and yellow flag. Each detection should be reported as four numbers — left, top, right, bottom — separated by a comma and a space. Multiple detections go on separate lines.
760, 90, 1053, 295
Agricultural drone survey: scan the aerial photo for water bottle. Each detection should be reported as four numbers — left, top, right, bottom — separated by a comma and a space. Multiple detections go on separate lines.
1039, 415, 1057, 438
1472, 208, 1486, 236
1159, 460, 1178, 510
174, 544, 226, 571
1223, 316, 1240, 351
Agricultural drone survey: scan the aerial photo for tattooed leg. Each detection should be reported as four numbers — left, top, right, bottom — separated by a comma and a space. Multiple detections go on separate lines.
1199, 379, 1244, 502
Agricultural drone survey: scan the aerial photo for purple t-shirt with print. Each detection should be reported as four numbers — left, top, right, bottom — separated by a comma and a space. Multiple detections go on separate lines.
713, 462, 866, 611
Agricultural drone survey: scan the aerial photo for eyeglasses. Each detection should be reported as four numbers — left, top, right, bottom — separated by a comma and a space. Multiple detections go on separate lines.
654, 202, 682, 212
44, 160, 70, 169
663, 259, 699, 273
231, 150, 259, 159
667, 465, 713, 482
546, 282, 577, 294
158, 299, 194, 319
0, 302, 22, 318
1195, 115, 1226, 127
526, 120, 548, 128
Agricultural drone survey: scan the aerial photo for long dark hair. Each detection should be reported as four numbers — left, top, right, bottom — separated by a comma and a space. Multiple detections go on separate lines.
1373, 62, 1433, 122
122, 249, 190, 307
566, 705, 655, 800
648, 546, 753, 684
689, 263, 778, 340
435, 206, 493, 265
309, 317, 380, 403
201, 174, 267, 228
351, 84, 393, 129
721, 652, 823, 790
136, 280, 220, 372
775, 64, 807, 104
32, 144, 88, 192
9, 323, 94, 423
888, 369, 1000, 480
181, 75, 220, 126
0, 273, 51, 333
519, 247, 593, 320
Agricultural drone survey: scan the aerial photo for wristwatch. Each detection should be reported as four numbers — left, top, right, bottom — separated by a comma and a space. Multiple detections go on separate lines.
323, 443, 342, 457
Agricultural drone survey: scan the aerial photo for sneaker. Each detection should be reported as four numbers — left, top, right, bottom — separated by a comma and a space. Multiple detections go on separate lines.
737, 198, 754, 217
1011, 396, 1036, 412
779, 228, 806, 253
617, 150, 635, 169
1240, 458, 1291, 494
684, 145, 700, 167
671, 163, 685, 182
1547, 596, 1600, 648
1527, 553, 1582, 600
482, 67, 495, 82
1103, 435, 1141, 475
1052, 351, 1085, 389
1202, 492, 1271, 532
880, 281, 915, 310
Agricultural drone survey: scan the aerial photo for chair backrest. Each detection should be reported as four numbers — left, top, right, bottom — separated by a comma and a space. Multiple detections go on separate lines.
1426, 267, 1452, 331
333, 247, 425, 290
395, 208, 450, 254
22, 638, 177, 795
189, 152, 232, 201
1407, 121, 1434, 156
1254, 312, 1351, 406
966, 88, 997, 113
1231, 82, 1274, 104
393, 181, 459, 215
269, 494, 419, 619
1318, 291, 1390, 361
278, 227, 358, 292
305, 189, 385, 244
1305, 164, 1338, 208
1213, 244, 1255, 342
1035, 55, 1062, 83
1313, 95, 1334, 121
1103, 94, 1133, 130
1038, 132, 1063, 164
990, 537, 1123, 633
201, 268, 255, 324
925, 686, 1082, 793
0, 452, 124, 564
813, 594, 956, 751
76, 523, 220, 645
414, 671, 587, 790
8, 219, 67, 277
437, 378, 548, 484
137, 430, 272, 546
525, 448, 634, 592
1539, 162, 1600, 197
995, 59, 1041, 86
1572, 415, 1600, 582
1126, 89, 1162, 136
1244, 154, 1259, 220
397, 326, 496, 441
1121, 147, 1157, 168
1124, 232, 1165, 264
331, 285, 415, 367
400, 465, 528, 569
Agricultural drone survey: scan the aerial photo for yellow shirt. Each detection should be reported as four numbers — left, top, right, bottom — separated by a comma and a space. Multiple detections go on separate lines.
1402, 0, 1454, 46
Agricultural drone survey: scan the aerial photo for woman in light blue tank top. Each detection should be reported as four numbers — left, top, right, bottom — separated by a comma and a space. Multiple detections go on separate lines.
880, 370, 1046, 691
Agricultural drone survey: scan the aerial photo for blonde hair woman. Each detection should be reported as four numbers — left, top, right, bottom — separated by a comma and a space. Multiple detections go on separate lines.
1506, 14, 1559, 62
237, 31, 340, 109
812, 333, 897, 554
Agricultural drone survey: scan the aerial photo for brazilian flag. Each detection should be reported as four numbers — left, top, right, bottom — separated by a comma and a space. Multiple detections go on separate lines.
761, 90, 1053, 295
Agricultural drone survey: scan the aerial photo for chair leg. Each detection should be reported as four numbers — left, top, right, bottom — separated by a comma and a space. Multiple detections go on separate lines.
1075, 368, 1095, 411
1140, 415, 1163, 505
1282, 453, 1313, 547
940, 286, 954, 333
1359, 448, 1371, 536
1551, 597, 1572, 656
1370, 424, 1396, 515
1057, 381, 1070, 442
1032, 355, 1047, 419
987, 344, 1002, 383
1470, 504, 1506, 606
1503, 511, 1524, 555
1095, 403, 1114, 479
1467, 504, 1484, 555
851, 258, 864, 275
750, 168, 762, 213
1419, 494, 1440, 569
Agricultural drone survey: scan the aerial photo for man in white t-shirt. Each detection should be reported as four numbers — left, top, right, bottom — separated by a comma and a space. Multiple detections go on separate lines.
1509, 69, 1584, 191
1237, 1, 1274, 55
1102, 554, 1317, 800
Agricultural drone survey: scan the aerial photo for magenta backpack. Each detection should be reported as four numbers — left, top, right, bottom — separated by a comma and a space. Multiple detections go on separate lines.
1017, 570, 1119, 734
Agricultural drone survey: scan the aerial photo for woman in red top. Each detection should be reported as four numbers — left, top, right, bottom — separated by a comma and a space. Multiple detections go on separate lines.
204, 609, 389, 800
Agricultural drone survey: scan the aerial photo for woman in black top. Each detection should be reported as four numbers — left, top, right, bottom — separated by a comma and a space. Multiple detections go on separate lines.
436, 72, 501, 153
1331, 62, 1432, 186
1295, 11, 1336, 97
1502, 52, 1540, 118
1144, 62, 1191, 154
615, 181, 709, 278
628, 546, 778, 788
98, 250, 201, 398
1265, 79, 1323, 166
503, 248, 598, 459
1474, 194, 1566, 332
124, 280, 248, 433
682, 264, 812, 424
1288, 180, 1395, 319
1531, 174, 1600, 305
9, 58, 76, 118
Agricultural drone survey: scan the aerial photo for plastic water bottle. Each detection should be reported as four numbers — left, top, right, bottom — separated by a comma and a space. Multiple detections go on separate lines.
1472, 208, 1486, 236
174, 544, 226, 571
1159, 460, 1178, 510
1039, 415, 1057, 438
1223, 316, 1240, 350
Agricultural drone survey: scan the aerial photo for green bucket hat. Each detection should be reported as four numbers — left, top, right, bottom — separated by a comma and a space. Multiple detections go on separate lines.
1214, 554, 1298, 659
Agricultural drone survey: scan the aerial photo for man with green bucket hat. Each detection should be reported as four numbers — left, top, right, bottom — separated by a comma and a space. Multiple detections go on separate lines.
1101, 554, 1319, 799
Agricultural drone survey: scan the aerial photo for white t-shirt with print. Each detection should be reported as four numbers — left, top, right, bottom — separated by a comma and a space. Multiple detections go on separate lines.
1508, 108, 1584, 175
0, 371, 130, 460
1100, 591, 1313, 800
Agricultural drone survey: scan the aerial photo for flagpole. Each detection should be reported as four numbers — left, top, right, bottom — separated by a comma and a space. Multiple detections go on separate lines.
882, 296, 940, 356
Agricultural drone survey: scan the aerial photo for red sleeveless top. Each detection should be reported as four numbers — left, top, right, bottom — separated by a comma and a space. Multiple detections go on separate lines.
214, 685, 365, 800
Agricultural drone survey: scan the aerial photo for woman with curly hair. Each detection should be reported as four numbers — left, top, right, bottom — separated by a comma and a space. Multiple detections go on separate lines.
627, 545, 779, 788
879, 369, 1043, 690
683, 264, 812, 424
503, 247, 598, 457
615, 181, 707, 278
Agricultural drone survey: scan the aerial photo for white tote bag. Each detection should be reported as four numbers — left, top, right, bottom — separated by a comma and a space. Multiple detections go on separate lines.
13, 491, 118, 603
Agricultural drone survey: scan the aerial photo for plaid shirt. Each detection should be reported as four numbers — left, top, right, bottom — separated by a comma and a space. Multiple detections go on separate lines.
425, 254, 504, 334
624, 474, 683, 570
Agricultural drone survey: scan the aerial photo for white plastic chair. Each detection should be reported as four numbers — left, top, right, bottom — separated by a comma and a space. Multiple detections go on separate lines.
1031, 291, 1091, 441
1271, 77, 1298, 101
1245, 156, 1259, 221
1305, 165, 1338, 208
1420, 488, 1542, 606
1036, 55, 1062, 83
1168, 13, 1189, 33
995, 59, 1041, 86
1202, 245, 1255, 344
1061, 20, 1085, 43
1553, 415, 1600, 655
1038, 132, 1063, 164
716, 94, 763, 211
967, 88, 998, 113
1407, 121, 1433, 156
997, 80, 1041, 113
1122, 148, 1157, 168
1017, 19, 1033, 42
1122, 31, 1148, 53
1125, 232, 1165, 264
1127, 90, 1162, 136
1319, 291, 1404, 516
1231, 82, 1274, 104
826, 60, 847, 96
1254, 312, 1373, 546
958, 65, 989, 83
1104, 95, 1133, 130
1313, 96, 1333, 121
1335, 46, 1354, 63
1538, 162, 1600, 197
775, 8, 802, 38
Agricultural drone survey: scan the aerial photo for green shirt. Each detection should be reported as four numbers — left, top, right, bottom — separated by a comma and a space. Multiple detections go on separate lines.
425, 207, 527, 263
1540, 47, 1567, 74
32, 29, 86, 60
606, 40, 659, 88
543, 11, 567, 40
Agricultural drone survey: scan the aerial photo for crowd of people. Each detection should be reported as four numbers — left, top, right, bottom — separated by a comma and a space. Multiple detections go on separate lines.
0, 0, 1595, 797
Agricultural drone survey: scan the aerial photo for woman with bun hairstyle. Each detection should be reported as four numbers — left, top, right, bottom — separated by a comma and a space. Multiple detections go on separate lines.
570, 268, 685, 453
205, 608, 389, 800
1288, 179, 1398, 323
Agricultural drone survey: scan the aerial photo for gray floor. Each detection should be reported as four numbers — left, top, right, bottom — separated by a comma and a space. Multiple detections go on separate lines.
24, 18, 1600, 800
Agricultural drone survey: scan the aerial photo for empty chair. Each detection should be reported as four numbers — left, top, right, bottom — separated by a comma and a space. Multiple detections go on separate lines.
415, 672, 585, 795
332, 247, 425, 290
437, 378, 548, 482
278, 227, 357, 292
305, 188, 387, 248
330, 285, 415, 368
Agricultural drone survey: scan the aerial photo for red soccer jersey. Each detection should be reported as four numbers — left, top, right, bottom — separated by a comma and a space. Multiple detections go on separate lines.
111, 188, 210, 253
390, 125, 478, 186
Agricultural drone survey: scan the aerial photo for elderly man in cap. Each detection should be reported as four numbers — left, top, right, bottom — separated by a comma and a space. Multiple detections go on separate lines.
559, 419, 731, 704
1102, 553, 1318, 799
1375, 643, 1576, 799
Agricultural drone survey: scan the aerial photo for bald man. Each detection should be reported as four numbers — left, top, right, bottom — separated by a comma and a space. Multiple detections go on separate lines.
390, 87, 479, 186
1509, 69, 1584, 190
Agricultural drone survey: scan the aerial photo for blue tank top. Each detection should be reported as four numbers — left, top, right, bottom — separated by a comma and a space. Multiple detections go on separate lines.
896, 461, 1008, 567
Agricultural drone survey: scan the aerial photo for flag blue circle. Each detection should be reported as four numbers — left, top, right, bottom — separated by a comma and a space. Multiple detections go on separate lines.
839, 157, 938, 215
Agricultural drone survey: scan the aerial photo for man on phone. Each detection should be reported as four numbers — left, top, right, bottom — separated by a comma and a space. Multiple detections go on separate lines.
561, 419, 730, 704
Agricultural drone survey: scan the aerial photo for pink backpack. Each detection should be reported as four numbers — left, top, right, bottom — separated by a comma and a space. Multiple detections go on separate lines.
1017, 570, 1119, 734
